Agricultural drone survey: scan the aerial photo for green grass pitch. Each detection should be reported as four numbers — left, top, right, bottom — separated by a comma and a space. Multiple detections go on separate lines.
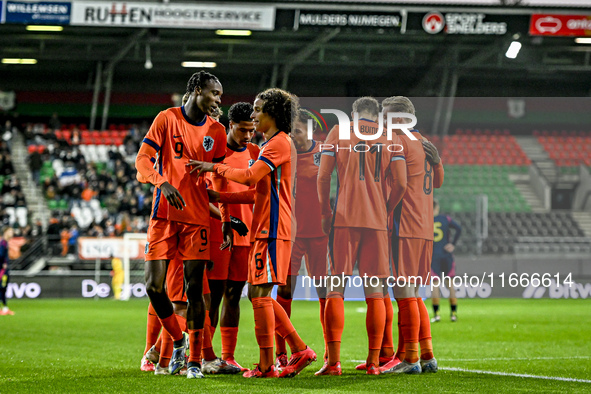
1, 298, 590, 392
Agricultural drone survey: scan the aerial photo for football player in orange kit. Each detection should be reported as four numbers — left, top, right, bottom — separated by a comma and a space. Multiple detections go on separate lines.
206, 102, 259, 372
135, 71, 231, 379
188, 88, 316, 379
380, 96, 444, 375
275, 109, 328, 371
316, 97, 407, 376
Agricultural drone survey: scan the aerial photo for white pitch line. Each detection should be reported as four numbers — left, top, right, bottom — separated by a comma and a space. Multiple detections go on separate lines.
441, 367, 591, 384
442, 356, 591, 362
351, 356, 590, 363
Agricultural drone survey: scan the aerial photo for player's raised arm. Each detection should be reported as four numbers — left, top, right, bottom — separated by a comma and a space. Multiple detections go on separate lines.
187, 159, 272, 186
422, 140, 444, 188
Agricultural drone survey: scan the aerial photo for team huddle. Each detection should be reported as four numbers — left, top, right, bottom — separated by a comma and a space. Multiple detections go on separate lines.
135, 71, 444, 379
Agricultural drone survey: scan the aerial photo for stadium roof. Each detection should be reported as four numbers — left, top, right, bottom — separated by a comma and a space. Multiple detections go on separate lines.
1, 1, 591, 97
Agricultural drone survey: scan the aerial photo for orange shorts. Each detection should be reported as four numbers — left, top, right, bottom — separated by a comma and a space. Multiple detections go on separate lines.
146, 219, 209, 261
290, 236, 328, 278
391, 236, 433, 284
329, 228, 389, 278
165, 258, 210, 302
209, 245, 250, 282
248, 239, 292, 286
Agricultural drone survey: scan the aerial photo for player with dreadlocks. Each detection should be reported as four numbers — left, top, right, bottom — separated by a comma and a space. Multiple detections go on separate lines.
135, 71, 231, 379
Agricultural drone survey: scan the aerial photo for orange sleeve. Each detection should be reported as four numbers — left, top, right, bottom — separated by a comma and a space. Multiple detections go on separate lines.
387, 158, 407, 214
317, 127, 338, 216
135, 143, 167, 187
214, 160, 271, 187
135, 111, 167, 187
211, 171, 230, 222
317, 153, 335, 217
219, 189, 256, 204
433, 161, 444, 189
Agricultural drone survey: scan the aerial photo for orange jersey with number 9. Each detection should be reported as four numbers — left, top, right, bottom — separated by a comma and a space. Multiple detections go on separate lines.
142, 107, 226, 226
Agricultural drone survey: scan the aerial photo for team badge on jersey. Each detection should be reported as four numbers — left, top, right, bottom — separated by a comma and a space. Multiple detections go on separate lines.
313, 152, 321, 167
248, 159, 255, 168
203, 136, 214, 152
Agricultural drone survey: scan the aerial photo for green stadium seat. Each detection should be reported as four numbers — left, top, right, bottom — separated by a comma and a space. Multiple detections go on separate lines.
47, 200, 58, 210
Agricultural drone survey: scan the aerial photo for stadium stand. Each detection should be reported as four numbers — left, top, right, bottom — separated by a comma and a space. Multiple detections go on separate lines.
535, 132, 591, 173
21, 121, 153, 258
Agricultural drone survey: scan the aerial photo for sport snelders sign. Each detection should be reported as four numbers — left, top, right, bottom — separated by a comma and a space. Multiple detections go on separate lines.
71, 1, 276, 30
422, 11, 507, 35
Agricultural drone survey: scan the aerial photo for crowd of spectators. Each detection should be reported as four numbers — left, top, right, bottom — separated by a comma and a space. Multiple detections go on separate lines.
23, 114, 155, 256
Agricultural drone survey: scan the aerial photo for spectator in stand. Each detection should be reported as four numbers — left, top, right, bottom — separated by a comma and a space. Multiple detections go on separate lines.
29, 148, 43, 184
68, 224, 79, 256
48, 112, 61, 131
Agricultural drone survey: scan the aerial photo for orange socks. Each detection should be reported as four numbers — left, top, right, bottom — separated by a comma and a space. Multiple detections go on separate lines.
159, 313, 183, 342
220, 327, 238, 360
381, 295, 394, 358
159, 330, 173, 367
395, 309, 405, 361
274, 295, 292, 355
202, 311, 216, 361
319, 298, 327, 359
252, 297, 275, 371
366, 294, 386, 365
416, 297, 434, 360
145, 303, 162, 354
397, 298, 420, 363
188, 329, 204, 365
325, 294, 345, 366
175, 314, 187, 332
272, 298, 305, 353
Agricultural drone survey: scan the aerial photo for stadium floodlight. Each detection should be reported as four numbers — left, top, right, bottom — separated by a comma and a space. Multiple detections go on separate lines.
144, 44, 153, 70
505, 41, 522, 59
26, 25, 63, 32
215, 30, 252, 36
575, 38, 591, 44
2, 58, 37, 64
181, 61, 217, 68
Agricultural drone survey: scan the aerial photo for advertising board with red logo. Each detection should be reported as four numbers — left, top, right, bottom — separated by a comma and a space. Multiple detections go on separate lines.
530, 14, 591, 37
418, 11, 509, 35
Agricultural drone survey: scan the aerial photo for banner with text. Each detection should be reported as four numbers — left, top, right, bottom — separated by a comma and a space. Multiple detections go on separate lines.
530, 14, 591, 37
4, 0, 70, 24
70, 1, 275, 30
77, 237, 147, 260
293, 9, 403, 31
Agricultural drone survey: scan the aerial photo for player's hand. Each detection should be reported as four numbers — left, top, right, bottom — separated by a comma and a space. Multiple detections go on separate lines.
444, 243, 455, 253
187, 160, 215, 176
230, 216, 249, 236
207, 189, 220, 203
206, 260, 214, 271
159, 182, 186, 210
220, 222, 233, 251
321, 214, 332, 235
422, 140, 441, 165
